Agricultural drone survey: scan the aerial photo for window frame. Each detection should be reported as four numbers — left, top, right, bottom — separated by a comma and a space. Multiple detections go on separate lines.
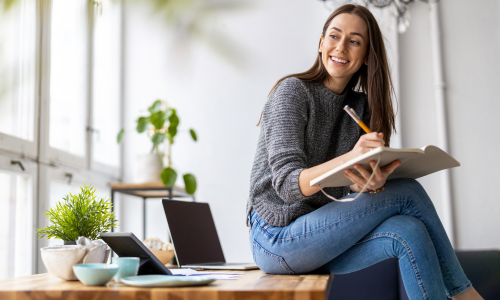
0, 0, 123, 275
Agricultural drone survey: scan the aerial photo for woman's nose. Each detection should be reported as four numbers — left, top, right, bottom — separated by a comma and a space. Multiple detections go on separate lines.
337, 39, 347, 53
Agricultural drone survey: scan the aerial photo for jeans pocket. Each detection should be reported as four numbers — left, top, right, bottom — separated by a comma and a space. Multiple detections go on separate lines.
252, 239, 295, 275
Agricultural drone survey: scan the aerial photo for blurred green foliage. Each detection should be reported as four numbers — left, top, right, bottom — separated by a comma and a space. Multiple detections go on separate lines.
118, 100, 198, 194
37, 185, 118, 241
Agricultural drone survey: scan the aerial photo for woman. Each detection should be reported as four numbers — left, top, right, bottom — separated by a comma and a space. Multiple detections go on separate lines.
247, 4, 483, 300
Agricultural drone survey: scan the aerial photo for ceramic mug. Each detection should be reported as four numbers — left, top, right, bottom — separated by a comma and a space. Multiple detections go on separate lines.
112, 257, 140, 282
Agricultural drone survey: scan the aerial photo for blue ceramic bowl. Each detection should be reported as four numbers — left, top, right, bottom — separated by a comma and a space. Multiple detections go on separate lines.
73, 263, 119, 286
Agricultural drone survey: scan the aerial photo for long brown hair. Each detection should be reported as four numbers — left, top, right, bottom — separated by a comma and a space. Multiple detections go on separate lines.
259, 4, 396, 146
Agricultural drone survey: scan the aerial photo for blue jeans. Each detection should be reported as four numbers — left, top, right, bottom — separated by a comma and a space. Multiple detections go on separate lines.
249, 178, 472, 300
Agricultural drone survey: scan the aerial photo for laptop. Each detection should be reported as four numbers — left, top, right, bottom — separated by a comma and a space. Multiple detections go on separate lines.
162, 199, 258, 270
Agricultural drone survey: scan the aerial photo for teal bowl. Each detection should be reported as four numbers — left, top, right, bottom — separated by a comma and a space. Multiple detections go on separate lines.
73, 263, 119, 286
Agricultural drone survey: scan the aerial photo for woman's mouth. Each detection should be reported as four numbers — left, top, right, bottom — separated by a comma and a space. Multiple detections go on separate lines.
330, 56, 349, 66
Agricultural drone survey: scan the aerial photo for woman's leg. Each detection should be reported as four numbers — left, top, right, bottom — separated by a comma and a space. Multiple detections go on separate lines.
316, 215, 447, 300
249, 178, 471, 298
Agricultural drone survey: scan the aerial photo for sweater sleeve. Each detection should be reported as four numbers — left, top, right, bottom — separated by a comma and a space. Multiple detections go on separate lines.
262, 78, 309, 203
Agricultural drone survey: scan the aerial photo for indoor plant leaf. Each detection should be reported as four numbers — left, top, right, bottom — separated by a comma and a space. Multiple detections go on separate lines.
148, 99, 163, 113
161, 167, 177, 187
136, 117, 150, 133
150, 111, 167, 129
37, 185, 117, 241
183, 173, 197, 195
168, 126, 177, 139
151, 132, 165, 145
189, 129, 197, 141
168, 111, 179, 127
167, 111, 179, 143
117, 129, 125, 143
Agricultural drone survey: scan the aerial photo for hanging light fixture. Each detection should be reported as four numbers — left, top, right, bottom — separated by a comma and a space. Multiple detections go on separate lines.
319, 0, 440, 33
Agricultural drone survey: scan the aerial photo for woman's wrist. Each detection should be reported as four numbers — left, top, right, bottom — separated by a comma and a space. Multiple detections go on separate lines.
350, 182, 386, 194
349, 184, 360, 193
367, 183, 386, 194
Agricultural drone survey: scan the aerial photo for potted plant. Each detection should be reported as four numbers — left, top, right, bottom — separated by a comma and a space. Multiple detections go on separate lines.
37, 185, 118, 243
37, 185, 117, 280
117, 100, 198, 194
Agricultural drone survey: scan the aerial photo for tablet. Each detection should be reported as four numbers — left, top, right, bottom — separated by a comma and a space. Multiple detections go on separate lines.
100, 232, 172, 275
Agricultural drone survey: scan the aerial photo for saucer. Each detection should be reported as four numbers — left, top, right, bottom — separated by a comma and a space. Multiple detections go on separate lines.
120, 275, 215, 287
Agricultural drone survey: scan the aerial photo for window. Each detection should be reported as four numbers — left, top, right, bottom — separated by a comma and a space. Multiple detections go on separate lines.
48, 0, 88, 158
91, 0, 122, 170
0, 0, 123, 277
0, 0, 37, 156
0, 169, 34, 279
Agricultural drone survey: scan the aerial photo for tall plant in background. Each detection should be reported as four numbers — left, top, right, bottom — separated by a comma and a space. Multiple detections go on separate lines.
117, 100, 198, 194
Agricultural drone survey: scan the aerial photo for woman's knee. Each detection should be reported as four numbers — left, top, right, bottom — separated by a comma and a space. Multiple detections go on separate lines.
388, 178, 434, 207
387, 215, 428, 238
388, 178, 423, 192
377, 215, 432, 254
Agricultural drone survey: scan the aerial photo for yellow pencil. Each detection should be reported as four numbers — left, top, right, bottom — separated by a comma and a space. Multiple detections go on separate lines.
343, 105, 372, 134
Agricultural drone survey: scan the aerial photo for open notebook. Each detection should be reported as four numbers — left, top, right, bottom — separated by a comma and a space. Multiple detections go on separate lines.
310, 145, 460, 188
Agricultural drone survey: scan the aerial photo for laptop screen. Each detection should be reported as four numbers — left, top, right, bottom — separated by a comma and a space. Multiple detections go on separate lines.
162, 200, 226, 265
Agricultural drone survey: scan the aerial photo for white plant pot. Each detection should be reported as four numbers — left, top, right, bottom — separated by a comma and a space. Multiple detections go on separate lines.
40, 239, 110, 281
135, 153, 163, 183
41, 245, 87, 281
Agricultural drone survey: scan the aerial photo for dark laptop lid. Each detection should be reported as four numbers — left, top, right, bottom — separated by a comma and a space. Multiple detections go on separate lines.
162, 199, 225, 265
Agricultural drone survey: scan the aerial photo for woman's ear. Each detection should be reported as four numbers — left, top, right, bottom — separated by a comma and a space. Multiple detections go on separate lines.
319, 34, 324, 53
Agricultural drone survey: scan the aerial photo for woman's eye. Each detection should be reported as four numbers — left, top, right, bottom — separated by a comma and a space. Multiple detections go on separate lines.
350, 40, 360, 45
330, 34, 338, 39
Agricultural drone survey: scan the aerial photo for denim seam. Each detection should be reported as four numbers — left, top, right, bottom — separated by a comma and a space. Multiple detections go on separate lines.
446, 280, 472, 298
252, 239, 295, 275
354, 233, 430, 300
251, 218, 259, 230
406, 194, 454, 283
258, 224, 276, 240
268, 199, 403, 242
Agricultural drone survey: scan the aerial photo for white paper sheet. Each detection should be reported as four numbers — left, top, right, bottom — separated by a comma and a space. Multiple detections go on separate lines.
169, 268, 243, 280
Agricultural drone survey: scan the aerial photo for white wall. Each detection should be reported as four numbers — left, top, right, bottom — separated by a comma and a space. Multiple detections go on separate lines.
399, 0, 500, 249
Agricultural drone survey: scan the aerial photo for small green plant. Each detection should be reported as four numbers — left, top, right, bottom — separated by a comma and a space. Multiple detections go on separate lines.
117, 100, 198, 194
37, 185, 117, 241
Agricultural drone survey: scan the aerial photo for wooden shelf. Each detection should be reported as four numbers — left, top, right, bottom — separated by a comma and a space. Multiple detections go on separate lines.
110, 182, 189, 198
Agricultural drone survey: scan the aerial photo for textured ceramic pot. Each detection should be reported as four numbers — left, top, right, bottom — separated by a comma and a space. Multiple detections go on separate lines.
40, 245, 87, 280
77, 237, 110, 264
40, 238, 111, 281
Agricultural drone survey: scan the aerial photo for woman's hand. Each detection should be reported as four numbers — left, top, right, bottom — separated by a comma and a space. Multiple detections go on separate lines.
345, 132, 400, 192
345, 160, 401, 192
348, 132, 386, 159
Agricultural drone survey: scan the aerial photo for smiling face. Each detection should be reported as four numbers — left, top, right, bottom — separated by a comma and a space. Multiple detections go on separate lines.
319, 13, 369, 94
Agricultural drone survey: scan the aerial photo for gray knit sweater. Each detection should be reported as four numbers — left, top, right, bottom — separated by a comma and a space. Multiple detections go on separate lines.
247, 77, 370, 227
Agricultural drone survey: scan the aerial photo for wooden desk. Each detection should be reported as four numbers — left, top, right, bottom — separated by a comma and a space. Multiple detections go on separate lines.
0, 270, 333, 300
